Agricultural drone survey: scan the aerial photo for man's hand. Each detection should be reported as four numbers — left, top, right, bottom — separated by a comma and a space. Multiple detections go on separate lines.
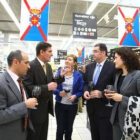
48, 82, 57, 91
90, 90, 102, 99
59, 91, 67, 97
84, 91, 90, 100
25, 98, 38, 108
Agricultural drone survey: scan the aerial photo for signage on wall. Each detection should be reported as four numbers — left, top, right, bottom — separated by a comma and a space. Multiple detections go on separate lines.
57, 50, 67, 60
54, 58, 60, 65
73, 13, 97, 39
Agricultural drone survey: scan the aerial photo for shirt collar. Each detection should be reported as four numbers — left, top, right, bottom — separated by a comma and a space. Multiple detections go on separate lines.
97, 59, 106, 67
37, 57, 45, 66
7, 69, 19, 81
65, 69, 74, 78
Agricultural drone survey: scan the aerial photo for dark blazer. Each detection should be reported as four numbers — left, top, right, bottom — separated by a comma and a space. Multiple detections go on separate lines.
22, 58, 54, 124
0, 71, 34, 140
84, 60, 115, 117
110, 70, 140, 131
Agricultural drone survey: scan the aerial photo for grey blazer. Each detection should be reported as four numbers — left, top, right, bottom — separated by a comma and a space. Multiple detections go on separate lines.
0, 71, 28, 140
110, 70, 140, 131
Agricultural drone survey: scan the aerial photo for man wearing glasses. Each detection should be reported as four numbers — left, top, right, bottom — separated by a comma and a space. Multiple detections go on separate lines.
84, 43, 115, 140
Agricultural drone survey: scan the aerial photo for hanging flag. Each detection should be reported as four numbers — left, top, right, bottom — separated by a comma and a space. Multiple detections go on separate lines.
118, 7, 140, 47
20, 0, 50, 41
77, 47, 85, 63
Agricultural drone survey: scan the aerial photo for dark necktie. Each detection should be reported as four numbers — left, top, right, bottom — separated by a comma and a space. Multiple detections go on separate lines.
17, 78, 28, 131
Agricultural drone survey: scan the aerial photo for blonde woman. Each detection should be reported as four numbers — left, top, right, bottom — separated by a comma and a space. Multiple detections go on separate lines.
53, 54, 84, 140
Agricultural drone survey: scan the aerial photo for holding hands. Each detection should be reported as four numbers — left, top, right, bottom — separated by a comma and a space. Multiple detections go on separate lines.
59, 90, 76, 102
90, 90, 102, 98
84, 90, 102, 99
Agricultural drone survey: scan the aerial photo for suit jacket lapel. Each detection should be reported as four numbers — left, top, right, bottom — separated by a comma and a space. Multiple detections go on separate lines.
35, 58, 47, 81
89, 63, 96, 81
97, 60, 109, 85
4, 71, 22, 102
120, 71, 134, 94
46, 63, 51, 83
114, 72, 121, 92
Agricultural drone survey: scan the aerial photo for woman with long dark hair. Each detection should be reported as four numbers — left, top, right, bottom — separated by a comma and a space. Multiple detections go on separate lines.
105, 47, 140, 140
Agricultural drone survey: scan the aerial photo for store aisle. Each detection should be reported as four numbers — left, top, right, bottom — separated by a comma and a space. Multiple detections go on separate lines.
48, 105, 91, 140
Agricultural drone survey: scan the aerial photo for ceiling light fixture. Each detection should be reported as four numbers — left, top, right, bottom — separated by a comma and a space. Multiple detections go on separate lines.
62, 35, 73, 50
97, 0, 122, 24
58, 0, 69, 37
114, 15, 118, 20
104, 14, 110, 24
0, 0, 20, 30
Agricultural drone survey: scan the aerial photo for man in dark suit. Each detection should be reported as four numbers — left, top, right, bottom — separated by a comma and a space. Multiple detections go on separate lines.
79, 65, 86, 106
22, 42, 62, 140
84, 43, 115, 140
0, 50, 38, 140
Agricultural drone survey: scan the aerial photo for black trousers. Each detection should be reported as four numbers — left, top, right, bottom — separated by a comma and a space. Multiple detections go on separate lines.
26, 114, 49, 140
55, 102, 77, 140
88, 112, 113, 140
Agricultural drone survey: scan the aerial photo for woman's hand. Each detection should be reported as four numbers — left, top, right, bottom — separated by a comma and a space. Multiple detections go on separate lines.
105, 92, 123, 102
59, 91, 67, 97
68, 95, 76, 102
104, 89, 115, 99
60, 67, 68, 77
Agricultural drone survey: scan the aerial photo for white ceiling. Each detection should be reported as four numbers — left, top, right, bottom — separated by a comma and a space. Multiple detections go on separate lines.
0, 0, 139, 60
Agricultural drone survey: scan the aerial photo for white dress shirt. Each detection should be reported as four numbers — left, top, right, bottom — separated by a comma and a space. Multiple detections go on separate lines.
93, 59, 106, 80
7, 69, 27, 100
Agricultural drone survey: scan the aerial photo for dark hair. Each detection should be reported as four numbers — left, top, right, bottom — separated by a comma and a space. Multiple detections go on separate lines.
7, 50, 23, 66
115, 47, 140, 72
36, 42, 52, 56
65, 54, 78, 70
94, 43, 107, 56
